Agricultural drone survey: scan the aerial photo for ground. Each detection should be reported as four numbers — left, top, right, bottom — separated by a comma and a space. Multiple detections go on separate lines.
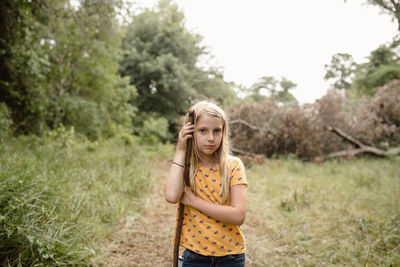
99, 160, 260, 266
100, 160, 176, 266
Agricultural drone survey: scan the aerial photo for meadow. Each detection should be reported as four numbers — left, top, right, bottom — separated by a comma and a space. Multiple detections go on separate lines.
1, 132, 399, 266
245, 157, 400, 266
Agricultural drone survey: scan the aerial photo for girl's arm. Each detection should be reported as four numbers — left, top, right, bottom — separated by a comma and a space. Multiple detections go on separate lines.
164, 122, 194, 204
181, 185, 247, 225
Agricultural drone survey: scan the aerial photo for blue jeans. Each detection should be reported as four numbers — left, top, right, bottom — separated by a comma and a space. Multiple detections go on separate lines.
181, 249, 245, 267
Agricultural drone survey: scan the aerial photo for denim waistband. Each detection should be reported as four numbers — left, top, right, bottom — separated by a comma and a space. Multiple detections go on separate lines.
182, 249, 245, 264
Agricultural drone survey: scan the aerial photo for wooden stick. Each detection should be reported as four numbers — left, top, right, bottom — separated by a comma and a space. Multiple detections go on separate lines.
173, 109, 195, 267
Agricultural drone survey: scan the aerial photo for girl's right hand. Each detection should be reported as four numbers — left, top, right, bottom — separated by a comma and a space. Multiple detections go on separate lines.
177, 122, 195, 152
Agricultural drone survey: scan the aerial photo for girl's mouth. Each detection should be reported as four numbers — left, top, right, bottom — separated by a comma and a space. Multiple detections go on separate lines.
205, 145, 214, 149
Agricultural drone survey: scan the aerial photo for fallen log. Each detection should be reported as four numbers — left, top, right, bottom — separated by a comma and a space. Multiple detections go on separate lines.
326, 126, 389, 158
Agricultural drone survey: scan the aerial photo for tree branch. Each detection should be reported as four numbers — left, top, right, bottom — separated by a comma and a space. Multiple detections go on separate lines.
230, 119, 277, 137
326, 126, 388, 158
326, 126, 364, 148
231, 146, 256, 156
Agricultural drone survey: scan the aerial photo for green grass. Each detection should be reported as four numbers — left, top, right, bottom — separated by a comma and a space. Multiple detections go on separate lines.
245, 157, 400, 266
2, 129, 398, 266
0, 128, 173, 266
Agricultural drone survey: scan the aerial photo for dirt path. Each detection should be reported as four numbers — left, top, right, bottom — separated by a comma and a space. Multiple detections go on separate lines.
100, 160, 176, 266
99, 160, 261, 267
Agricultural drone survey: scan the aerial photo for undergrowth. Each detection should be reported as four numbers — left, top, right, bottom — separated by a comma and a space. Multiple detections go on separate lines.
0, 127, 173, 266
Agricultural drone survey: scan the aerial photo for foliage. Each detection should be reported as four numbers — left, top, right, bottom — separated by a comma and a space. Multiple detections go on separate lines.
245, 157, 400, 266
324, 53, 356, 91
0, 103, 12, 139
352, 45, 400, 96
119, 0, 236, 124
244, 76, 297, 105
331, 0, 400, 96
0, 131, 154, 266
354, 80, 400, 145
138, 115, 172, 144
228, 92, 347, 159
0, 0, 136, 137
325, 45, 400, 96
365, 0, 400, 31
228, 80, 400, 159
0, 0, 52, 134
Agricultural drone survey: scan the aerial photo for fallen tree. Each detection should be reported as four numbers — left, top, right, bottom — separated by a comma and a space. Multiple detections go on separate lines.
326, 126, 399, 158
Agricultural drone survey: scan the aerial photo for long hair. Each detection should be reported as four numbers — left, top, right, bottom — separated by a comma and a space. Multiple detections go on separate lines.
183, 100, 232, 203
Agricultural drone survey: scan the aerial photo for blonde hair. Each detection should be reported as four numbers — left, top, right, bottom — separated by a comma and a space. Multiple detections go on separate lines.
183, 100, 232, 203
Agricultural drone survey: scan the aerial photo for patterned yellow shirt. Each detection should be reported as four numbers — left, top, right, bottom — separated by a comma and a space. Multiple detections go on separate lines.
176, 156, 247, 256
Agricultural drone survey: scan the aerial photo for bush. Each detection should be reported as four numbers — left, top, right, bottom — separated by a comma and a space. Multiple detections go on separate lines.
228, 80, 400, 159
355, 80, 400, 146
48, 96, 111, 139
139, 116, 172, 144
228, 92, 352, 159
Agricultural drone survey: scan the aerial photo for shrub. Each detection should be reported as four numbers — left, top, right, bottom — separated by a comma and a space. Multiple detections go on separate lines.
228, 80, 400, 159
355, 80, 400, 146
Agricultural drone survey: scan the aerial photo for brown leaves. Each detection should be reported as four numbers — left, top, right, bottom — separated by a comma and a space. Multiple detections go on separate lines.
227, 80, 400, 160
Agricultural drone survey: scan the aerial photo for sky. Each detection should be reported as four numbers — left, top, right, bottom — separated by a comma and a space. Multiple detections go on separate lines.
135, 0, 398, 103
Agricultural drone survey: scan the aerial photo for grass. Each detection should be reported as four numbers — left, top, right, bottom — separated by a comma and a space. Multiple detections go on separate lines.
244, 157, 400, 266
0, 128, 174, 266
2, 128, 399, 266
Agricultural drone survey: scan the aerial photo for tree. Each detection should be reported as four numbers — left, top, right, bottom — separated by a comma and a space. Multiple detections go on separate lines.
278, 77, 297, 105
353, 45, 400, 95
0, 0, 53, 134
45, 0, 136, 137
366, 0, 400, 31
119, 0, 236, 123
325, 45, 400, 97
324, 53, 356, 91
344, 0, 400, 31
192, 67, 237, 108
0, 0, 136, 137
120, 0, 200, 121
246, 76, 297, 105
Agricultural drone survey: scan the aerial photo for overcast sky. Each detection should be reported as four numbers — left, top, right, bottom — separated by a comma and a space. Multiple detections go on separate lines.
136, 0, 398, 103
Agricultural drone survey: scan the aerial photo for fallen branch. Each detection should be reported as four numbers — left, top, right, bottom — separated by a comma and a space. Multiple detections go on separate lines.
230, 119, 277, 138
231, 146, 256, 156
326, 126, 388, 158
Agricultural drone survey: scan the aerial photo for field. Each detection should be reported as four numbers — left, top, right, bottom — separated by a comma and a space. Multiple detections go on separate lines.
1, 134, 399, 266
245, 157, 400, 266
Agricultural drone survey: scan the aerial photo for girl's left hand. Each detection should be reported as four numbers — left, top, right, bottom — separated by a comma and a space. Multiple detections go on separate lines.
181, 186, 195, 206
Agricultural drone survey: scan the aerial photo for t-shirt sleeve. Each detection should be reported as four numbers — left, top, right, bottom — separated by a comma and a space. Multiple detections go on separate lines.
229, 157, 247, 188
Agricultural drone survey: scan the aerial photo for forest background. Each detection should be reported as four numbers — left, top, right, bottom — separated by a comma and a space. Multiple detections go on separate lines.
0, 0, 399, 266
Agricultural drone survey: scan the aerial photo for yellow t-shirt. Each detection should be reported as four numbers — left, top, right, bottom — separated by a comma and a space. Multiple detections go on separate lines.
176, 156, 247, 256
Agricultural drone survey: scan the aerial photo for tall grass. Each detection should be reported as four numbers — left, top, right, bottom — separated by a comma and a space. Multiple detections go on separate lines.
245, 157, 400, 266
0, 128, 172, 266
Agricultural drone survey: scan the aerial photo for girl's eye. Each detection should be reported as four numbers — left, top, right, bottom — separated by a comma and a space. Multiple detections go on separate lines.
199, 129, 206, 133
214, 129, 221, 133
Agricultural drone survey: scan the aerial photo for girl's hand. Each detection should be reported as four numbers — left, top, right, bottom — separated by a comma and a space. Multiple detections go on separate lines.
176, 122, 195, 152
181, 186, 196, 206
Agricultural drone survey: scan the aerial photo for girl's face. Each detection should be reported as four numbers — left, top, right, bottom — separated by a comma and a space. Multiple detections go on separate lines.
194, 114, 223, 161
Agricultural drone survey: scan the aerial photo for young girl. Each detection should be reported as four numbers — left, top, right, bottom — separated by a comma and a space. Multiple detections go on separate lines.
164, 100, 247, 267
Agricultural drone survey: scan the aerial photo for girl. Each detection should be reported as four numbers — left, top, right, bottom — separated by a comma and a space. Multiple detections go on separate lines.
164, 100, 247, 267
